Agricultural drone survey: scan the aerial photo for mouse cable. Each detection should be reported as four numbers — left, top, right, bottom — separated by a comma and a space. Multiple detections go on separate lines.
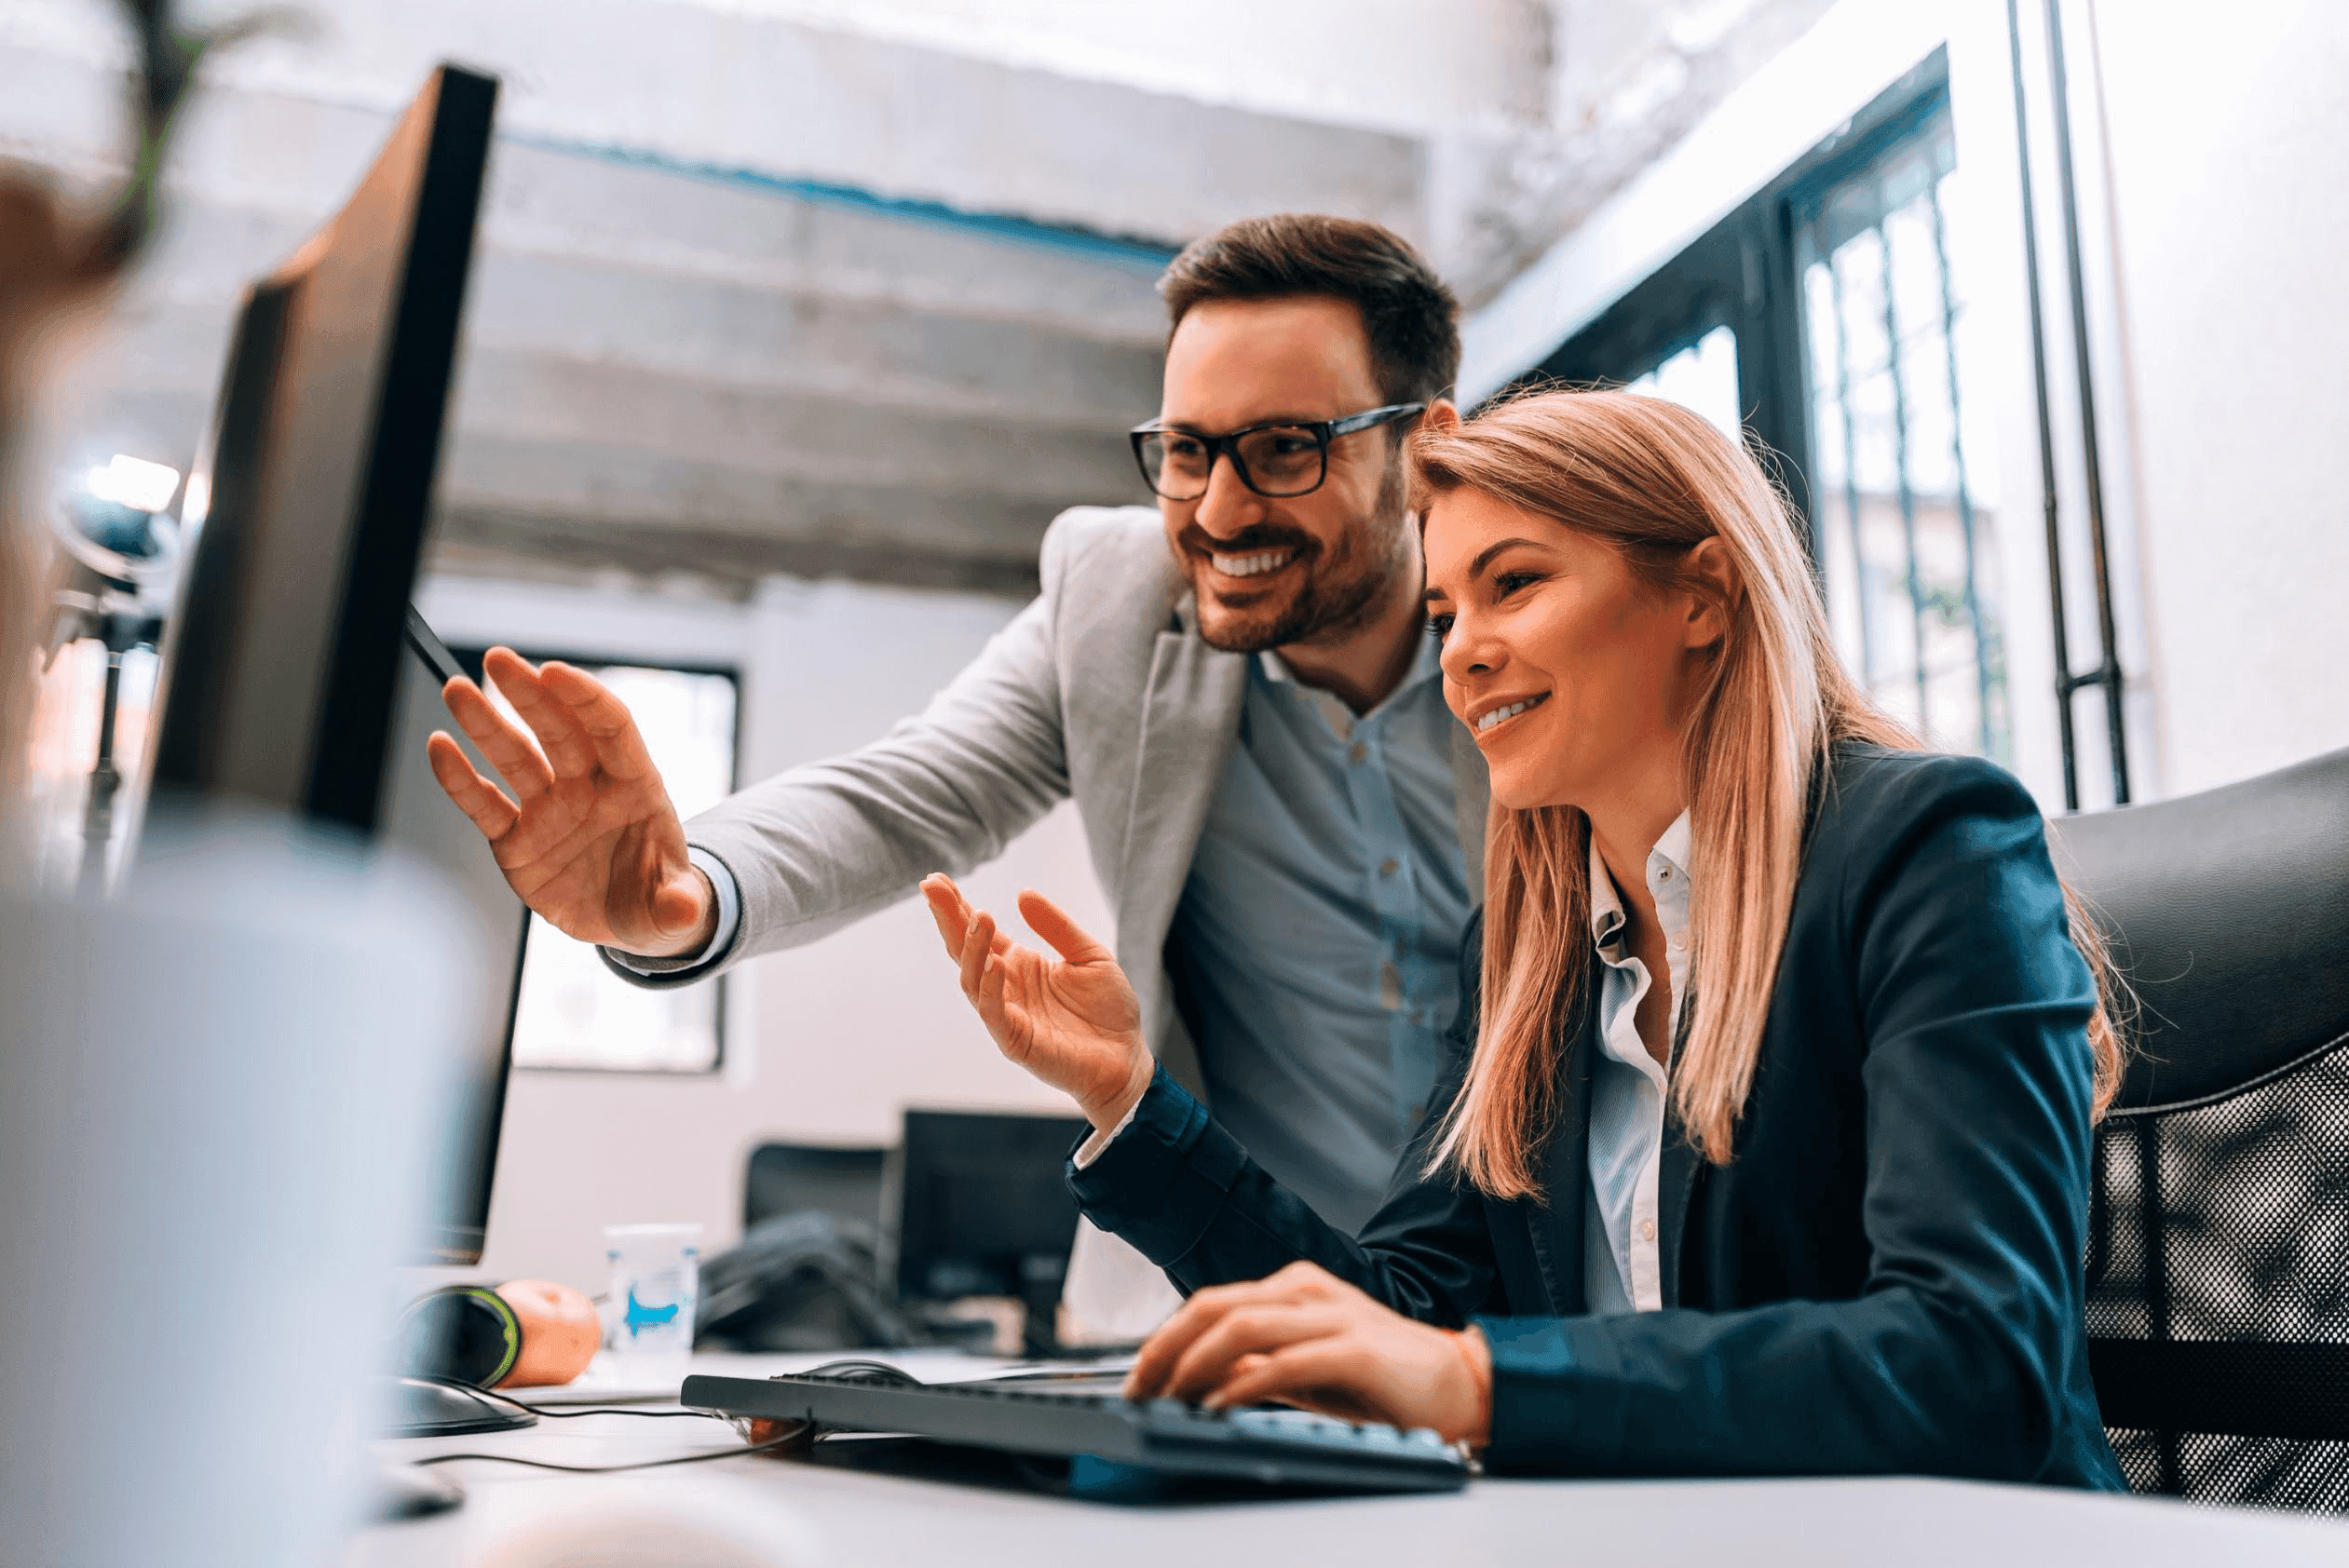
411, 1421, 813, 1476
406, 1375, 726, 1421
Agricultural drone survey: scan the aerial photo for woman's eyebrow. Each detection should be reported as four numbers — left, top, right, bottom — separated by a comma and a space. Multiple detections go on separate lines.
1468, 537, 1545, 578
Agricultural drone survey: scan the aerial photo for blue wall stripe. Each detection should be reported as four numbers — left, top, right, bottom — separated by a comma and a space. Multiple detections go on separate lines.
503, 130, 1184, 275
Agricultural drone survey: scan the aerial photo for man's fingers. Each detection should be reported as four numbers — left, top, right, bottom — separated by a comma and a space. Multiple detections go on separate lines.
539, 659, 665, 786
1017, 889, 1113, 966
441, 677, 554, 801
427, 732, 522, 840
649, 867, 713, 941
483, 649, 601, 781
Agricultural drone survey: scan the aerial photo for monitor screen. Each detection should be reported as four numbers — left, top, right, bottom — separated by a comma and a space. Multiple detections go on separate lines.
894, 1110, 1091, 1304
386, 610, 529, 1264
127, 65, 517, 1264
140, 63, 496, 837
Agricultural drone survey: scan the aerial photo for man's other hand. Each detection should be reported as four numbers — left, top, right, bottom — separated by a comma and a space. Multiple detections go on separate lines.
426, 647, 716, 959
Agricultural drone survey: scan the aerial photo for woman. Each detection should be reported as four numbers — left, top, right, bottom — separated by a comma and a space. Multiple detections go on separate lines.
919, 389, 2125, 1487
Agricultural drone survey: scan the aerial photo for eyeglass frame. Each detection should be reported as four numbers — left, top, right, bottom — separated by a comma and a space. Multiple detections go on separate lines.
1127, 401, 1427, 501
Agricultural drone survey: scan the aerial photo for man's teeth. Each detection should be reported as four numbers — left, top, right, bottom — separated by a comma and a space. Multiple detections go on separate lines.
1476, 695, 1548, 734
1212, 549, 1295, 577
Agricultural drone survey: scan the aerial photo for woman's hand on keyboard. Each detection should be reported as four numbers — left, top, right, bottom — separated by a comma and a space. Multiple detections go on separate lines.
1124, 1261, 1492, 1447
919, 874, 1153, 1133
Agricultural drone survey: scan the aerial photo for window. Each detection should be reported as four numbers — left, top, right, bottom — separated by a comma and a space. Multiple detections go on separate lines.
1530, 56, 2015, 763
1795, 102, 2007, 760
1626, 323, 1743, 442
464, 654, 741, 1073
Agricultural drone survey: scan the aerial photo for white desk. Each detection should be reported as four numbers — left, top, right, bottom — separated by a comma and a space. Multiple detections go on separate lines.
345, 1352, 2349, 1568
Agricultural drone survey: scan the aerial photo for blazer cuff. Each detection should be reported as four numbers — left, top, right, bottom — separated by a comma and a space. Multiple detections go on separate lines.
1066, 1065, 1251, 1269
1473, 1317, 1593, 1476
599, 846, 741, 987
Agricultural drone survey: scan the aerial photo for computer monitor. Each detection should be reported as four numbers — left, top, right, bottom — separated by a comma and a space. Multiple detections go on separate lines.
130, 64, 519, 1272
143, 63, 496, 838
894, 1109, 1091, 1354
387, 610, 531, 1265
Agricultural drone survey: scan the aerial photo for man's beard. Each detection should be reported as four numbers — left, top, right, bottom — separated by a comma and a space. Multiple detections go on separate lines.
1183, 457, 1413, 656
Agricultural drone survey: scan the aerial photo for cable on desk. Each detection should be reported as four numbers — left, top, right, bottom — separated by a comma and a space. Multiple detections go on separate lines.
407, 1375, 724, 1421
412, 1420, 815, 1475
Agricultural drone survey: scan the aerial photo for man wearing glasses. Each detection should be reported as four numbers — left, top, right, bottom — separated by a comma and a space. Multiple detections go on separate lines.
428, 215, 1485, 1291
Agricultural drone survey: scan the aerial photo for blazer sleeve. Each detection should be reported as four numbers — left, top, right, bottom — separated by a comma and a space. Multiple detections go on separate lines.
1476, 761, 2106, 1481
1069, 912, 1502, 1327
618, 520, 1080, 981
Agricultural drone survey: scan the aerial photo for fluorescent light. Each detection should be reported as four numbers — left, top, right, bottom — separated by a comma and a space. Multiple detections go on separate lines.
86, 453, 182, 513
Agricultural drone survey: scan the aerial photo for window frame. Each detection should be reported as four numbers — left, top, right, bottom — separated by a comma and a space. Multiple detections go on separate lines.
1522, 48, 1955, 576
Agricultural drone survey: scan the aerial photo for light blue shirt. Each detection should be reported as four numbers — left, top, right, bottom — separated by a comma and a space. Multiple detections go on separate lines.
1582, 813, 1692, 1315
1162, 637, 1472, 1234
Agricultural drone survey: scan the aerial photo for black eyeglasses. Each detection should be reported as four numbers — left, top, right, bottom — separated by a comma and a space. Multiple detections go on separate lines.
1128, 403, 1425, 501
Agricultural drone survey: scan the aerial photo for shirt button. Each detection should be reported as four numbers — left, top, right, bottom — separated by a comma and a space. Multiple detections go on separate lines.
1349, 740, 1368, 764
1669, 932, 1687, 952
1639, 1219, 1657, 1241
1655, 865, 1672, 881
1378, 857, 1400, 877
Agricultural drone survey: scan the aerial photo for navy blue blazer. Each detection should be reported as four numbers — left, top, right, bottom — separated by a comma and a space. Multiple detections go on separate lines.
1073, 745, 2126, 1487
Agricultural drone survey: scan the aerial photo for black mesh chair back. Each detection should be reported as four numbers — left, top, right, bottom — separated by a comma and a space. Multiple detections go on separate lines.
742, 1142, 889, 1234
2046, 746, 2349, 1510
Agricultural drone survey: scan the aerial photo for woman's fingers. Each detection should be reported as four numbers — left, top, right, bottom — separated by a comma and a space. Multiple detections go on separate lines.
1127, 1277, 1299, 1399
957, 910, 996, 1005
1017, 889, 1113, 965
1159, 1303, 1336, 1405
918, 875, 969, 961
426, 731, 521, 840
1202, 1339, 1374, 1418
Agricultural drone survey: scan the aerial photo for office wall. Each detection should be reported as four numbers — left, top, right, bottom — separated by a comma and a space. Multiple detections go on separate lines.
414, 571, 1107, 1290
2084, 0, 2349, 796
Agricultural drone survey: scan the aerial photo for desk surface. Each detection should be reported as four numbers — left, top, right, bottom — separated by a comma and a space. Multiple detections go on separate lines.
346, 1352, 2349, 1568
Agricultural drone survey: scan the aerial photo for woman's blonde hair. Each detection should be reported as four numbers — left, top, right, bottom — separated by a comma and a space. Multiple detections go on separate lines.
1413, 388, 2123, 1193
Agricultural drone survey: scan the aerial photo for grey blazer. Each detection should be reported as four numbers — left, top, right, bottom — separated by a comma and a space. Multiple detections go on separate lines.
664, 505, 1490, 1096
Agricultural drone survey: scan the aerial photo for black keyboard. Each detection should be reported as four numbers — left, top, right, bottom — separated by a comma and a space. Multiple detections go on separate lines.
680, 1368, 1470, 1495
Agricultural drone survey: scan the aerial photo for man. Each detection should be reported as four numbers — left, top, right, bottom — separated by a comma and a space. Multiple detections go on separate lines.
428, 214, 1487, 1252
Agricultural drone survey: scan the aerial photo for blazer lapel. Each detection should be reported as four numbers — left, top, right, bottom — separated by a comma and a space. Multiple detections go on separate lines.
1658, 1002, 1704, 1305
1112, 618, 1245, 1097
1521, 984, 1597, 1316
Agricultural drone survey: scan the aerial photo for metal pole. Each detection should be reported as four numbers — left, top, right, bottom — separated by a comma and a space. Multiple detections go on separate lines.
2007, 0, 2082, 811
78, 646, 126, 896
2044, 0, 2133, 804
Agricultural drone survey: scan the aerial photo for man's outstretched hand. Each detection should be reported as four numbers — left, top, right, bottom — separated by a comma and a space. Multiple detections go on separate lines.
426, 647, 716, 958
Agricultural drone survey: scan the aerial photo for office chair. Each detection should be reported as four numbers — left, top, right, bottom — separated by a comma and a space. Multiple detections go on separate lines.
2047, 745, 2349, 1511
740, 1142, 889, 1233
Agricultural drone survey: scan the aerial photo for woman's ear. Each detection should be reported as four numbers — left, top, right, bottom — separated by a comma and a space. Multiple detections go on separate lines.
1423, 399, 1462, 433
1681, 536, 1740, 651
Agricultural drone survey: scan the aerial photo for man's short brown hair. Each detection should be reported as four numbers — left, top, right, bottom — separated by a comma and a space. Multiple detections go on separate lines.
1157, 215, 1461, 408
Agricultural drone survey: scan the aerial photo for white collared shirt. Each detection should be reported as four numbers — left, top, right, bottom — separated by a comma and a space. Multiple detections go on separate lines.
1581, 813, 1692, 1315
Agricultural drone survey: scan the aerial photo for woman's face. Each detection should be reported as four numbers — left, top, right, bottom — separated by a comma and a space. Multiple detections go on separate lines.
1423, 486, 1721, 813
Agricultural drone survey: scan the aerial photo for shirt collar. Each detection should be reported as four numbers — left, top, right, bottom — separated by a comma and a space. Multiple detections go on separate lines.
1587, 810, 1694, 950
1256, 632, 1443, 708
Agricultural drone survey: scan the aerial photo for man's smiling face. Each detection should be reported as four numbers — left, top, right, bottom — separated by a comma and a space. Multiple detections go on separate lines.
1155, 295, 1414, 655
